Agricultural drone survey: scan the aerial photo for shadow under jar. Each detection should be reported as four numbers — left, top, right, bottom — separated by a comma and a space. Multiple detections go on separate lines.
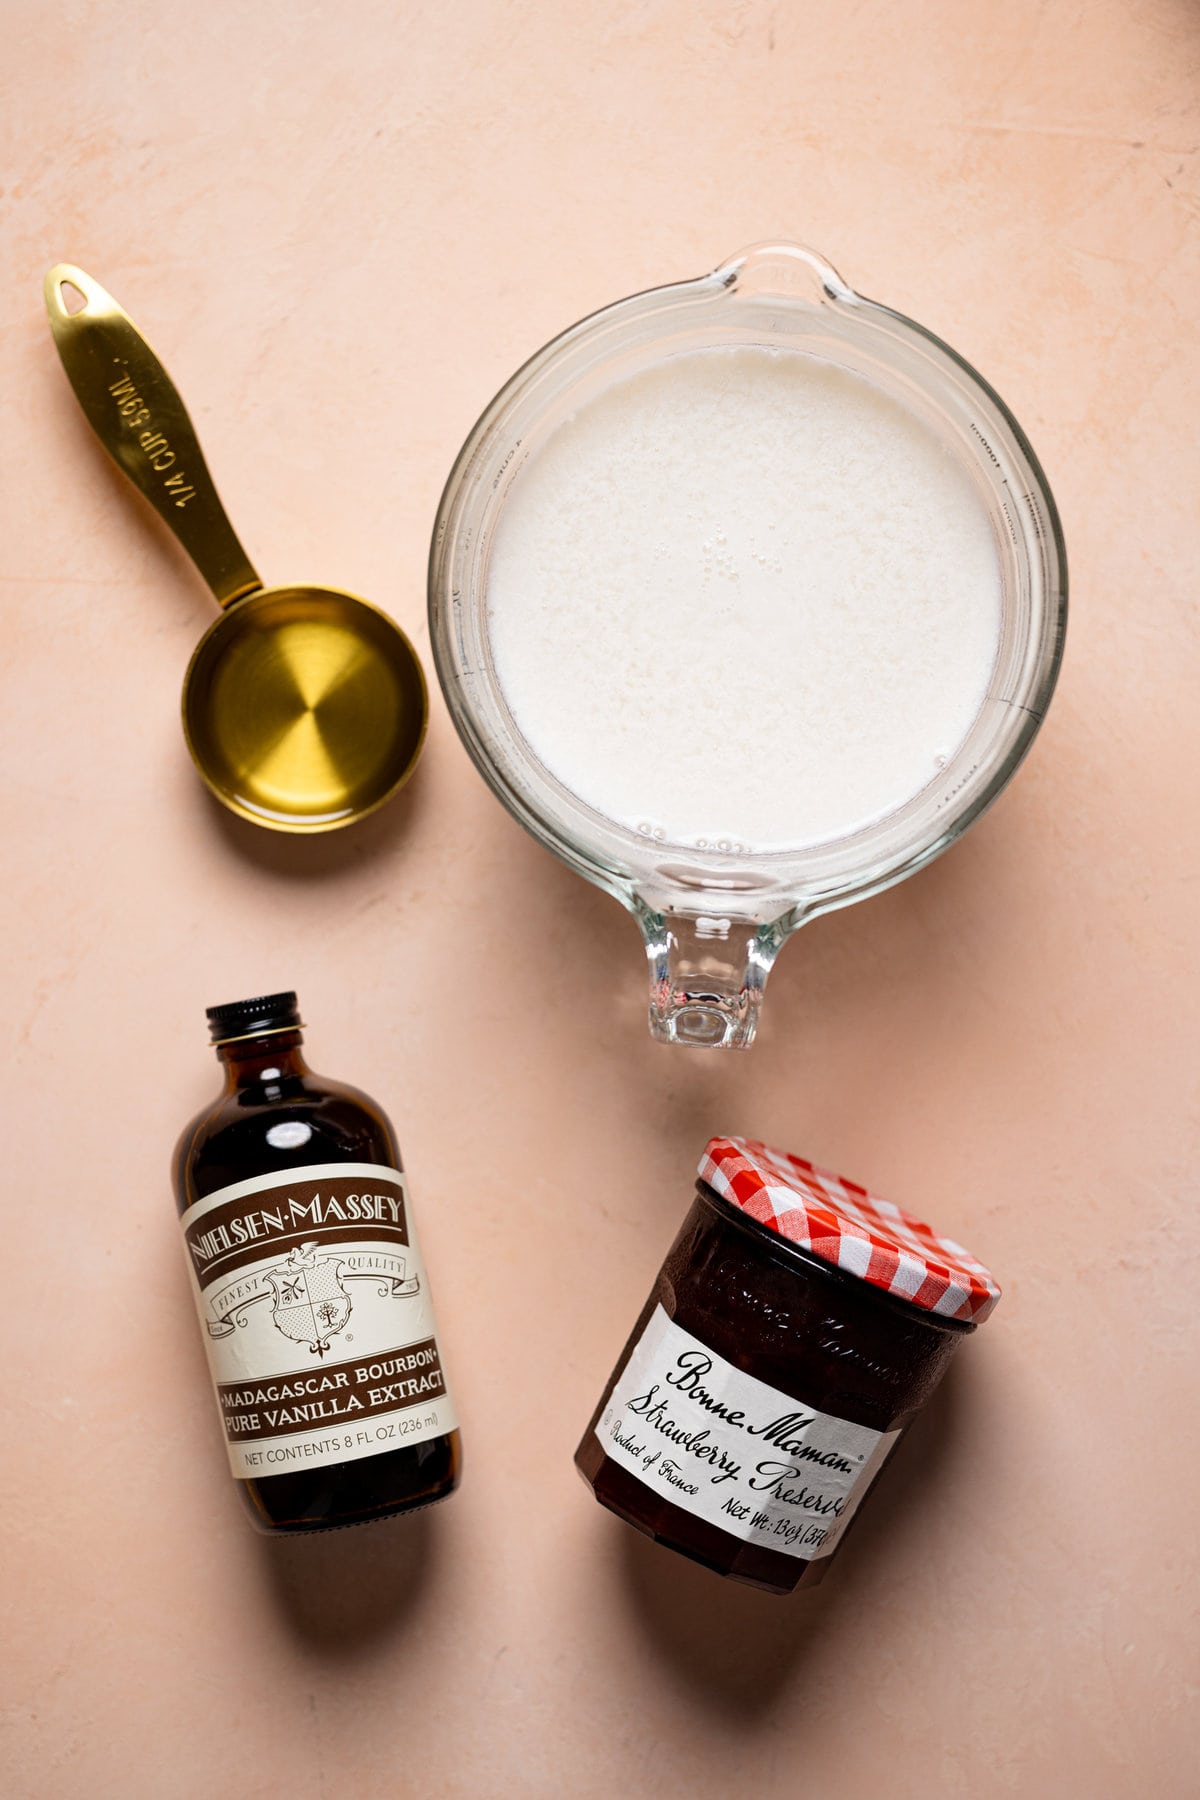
576, 1137, 1000, 1594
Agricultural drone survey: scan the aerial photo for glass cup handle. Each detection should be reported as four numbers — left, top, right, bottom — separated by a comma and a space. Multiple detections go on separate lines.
714, 241, 857, 307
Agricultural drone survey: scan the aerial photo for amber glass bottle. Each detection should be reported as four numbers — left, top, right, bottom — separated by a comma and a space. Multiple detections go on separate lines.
173, 992, 462, 1533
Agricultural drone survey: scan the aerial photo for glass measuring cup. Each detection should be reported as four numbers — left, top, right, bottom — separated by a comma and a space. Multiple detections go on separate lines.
429, 244, 1066, 1049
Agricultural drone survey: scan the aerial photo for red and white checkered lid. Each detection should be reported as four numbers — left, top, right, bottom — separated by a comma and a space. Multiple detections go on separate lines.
698, 1137, 1001, 1324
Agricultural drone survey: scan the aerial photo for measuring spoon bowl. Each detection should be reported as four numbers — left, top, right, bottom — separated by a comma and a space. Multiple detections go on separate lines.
184, 584, 428, 832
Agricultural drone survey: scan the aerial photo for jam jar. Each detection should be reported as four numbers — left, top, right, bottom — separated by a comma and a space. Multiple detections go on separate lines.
575, 1137, 1001, 1594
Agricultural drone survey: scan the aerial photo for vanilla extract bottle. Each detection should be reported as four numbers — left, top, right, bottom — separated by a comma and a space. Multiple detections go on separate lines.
173, 992, 461, 1532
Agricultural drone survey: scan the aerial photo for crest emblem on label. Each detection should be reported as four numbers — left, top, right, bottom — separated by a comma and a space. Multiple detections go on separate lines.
265, 1241, 352, 1357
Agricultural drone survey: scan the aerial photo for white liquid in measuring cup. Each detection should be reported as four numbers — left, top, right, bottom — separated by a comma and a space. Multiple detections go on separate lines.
485, 347, 1002, 852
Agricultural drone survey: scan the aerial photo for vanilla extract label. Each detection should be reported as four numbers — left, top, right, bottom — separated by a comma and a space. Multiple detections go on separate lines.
217, 1340, 447, 1442
597, 1306, 899, 1561
180, 1163, 457, 1478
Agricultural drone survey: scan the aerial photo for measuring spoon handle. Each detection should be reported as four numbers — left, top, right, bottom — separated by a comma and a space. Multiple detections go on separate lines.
45, 264, 261, 610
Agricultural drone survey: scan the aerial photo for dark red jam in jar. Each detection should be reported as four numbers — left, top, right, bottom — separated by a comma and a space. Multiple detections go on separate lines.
575, 1137, 1001, 1594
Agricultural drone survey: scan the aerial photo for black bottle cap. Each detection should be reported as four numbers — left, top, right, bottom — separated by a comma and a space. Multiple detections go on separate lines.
206, 991, 301, 1044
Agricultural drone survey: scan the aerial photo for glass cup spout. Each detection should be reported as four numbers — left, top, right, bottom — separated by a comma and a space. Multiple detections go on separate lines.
638, 904, 789, 1050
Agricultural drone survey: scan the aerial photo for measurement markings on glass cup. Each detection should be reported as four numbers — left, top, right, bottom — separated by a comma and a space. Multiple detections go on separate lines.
936, 761, 981, 810
969, 420, 1001, 469
491, 438, 524, 491
1019, 490, 1047, 544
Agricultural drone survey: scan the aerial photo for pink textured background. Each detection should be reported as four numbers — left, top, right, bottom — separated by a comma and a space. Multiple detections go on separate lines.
2, 2, 1197, 1795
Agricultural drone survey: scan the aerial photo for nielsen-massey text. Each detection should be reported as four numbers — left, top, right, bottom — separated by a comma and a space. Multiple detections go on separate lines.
188, 1188, 405, 1267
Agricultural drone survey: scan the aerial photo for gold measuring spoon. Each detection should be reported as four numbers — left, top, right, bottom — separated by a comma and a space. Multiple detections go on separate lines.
45, 264, 428, 832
